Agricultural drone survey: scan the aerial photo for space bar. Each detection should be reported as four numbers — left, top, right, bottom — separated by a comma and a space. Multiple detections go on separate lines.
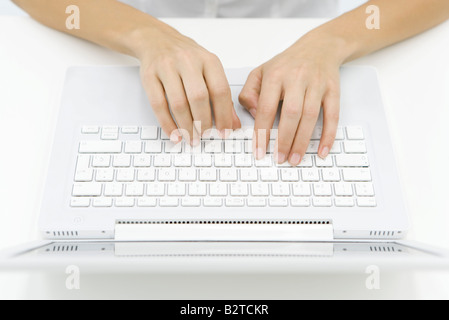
79, 141, 122, 153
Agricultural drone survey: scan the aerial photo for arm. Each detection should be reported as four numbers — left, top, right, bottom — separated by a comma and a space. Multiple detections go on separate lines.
12, 0, 241, 143
240, 0, 449, 165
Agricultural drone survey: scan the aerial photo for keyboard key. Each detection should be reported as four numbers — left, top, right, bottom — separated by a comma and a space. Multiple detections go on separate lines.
235, 155, 252, 167
182, 198, 201, 207
220, 169, 238, 182
251, 183, 270, 196
336, 155, 369, 167
146, 183, 165, 196
159, 198, 179, 207
72, 183, 102, 197
346, 126, 364, 140
357, 197, 377, 207
115, 197, 135, 207
75, 169, 94, 182
226, 198, 245, 207
292, 183, 312, 196
138, 198, 157, 207
125, 183, 144, 196
121, 126, 139, 134
334, 183, 353, 196
101, 126, 119, 140
335, 197, 355, 207
165, 141, 183, 153
281, 169, 300, 182
342, 169, 372, 182
215, 154, 233, 167
154, 155, 171, 167
93, 198, 113, 207
113, 155, 131, 167
291, 197, 311, 207
95, 169, 114, 182
313, 197, 333, 207
141, 126, 158, 140
199, 168, 217, 181
70, 198, 90, 207
82, 126, 100, 134
104, 183, 123, 197
137, 169, 156, 182
145, 141, 163, 153
116, 169, 135, 182
189, 183, 207, 196
344, 141, 367, 153
322, 168, 341, 182
247, 198, 266, 207
194, 155, 213, 167
240, 169, 258, 182
269, 198, 288, 207
315, 156, 333, 167
301, 168, 320, 182
272, 183, 290, 196
79, 141, 122, 154
92, 155, 111, 168
260, 169, 279, 182
178, 168, 197, 182
313, 183, 333, 196
124, 141, 142, 154
203, 198, 223, 207
204, 140, 223, 153
133, 155, 152, 167
225, 140, 242, 153
167, 183, 186, 196
159, 168, 176, 181
174, 154, 192, 167
230, 183, 249, 196
209, 183, 228, 196
355, 183, 375, 196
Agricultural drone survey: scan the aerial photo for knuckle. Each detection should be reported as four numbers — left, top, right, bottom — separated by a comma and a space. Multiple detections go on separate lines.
302, 106, 320, 119
189, 89, 209, 103
169, 99, 188, 113
282, 104, 300, 117
210, 85, 231, 99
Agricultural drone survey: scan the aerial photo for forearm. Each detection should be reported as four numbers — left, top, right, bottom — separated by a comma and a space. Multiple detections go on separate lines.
11, 0, 176, 58
305, 0, 449, 63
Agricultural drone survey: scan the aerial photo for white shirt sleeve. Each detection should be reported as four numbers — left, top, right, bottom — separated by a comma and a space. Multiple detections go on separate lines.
119, 0, 365, 18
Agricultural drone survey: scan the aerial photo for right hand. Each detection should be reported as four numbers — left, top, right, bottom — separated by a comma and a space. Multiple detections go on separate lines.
136, 25, 241, 145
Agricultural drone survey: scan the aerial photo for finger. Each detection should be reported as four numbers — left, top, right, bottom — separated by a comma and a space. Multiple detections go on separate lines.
142, 75, 180, 143
239, 67, 262, 118
253, 77, 282, 160
203, 56, 236, 136
180, 68, 213, 136
159, 71, 198, 145
319, 88, 340, 159
275, 83, 306, 164
288, 87, 323, 166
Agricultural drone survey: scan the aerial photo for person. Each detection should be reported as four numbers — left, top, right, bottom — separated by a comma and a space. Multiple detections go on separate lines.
12, 0, 449, 165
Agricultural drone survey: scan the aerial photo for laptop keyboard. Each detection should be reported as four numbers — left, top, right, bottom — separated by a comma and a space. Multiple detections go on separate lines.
71, 125, 376, 208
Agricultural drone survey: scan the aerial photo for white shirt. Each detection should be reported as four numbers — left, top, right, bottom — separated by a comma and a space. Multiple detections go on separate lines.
120, 0, 350, 18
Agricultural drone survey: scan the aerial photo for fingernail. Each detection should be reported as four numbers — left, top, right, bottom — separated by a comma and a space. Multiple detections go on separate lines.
275, 152, 286, 164
319, 147, 330, 159
290, 153, 302, 166
249, 109, 257, 118
255, 147, 266, 160
170, 130, 182, 143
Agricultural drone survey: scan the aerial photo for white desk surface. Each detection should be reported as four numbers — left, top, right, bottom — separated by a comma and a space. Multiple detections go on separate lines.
1, 16, 449, 299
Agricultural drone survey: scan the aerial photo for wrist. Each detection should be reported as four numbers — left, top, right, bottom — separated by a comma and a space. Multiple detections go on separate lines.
121, 18, 180, 60
297, 27, 358, 65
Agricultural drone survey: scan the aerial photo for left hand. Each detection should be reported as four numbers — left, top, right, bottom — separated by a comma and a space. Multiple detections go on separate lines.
239, 32, 346, 166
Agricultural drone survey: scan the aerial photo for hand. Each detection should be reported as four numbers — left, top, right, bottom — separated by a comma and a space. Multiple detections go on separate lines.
137, 25, 241, 144
239, 32, 345, 165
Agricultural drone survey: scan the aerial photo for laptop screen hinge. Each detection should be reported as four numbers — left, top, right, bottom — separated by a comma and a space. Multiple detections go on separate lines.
115, 221, 334, 242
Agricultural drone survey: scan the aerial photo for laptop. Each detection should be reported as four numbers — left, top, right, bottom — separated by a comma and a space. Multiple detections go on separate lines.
0, 66, 447, 272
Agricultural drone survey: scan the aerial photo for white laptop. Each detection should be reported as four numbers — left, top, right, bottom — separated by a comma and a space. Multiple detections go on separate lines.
0, 66, 447, 272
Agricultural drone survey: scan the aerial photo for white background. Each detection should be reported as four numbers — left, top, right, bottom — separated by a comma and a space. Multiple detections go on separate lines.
1, 1, 449, 299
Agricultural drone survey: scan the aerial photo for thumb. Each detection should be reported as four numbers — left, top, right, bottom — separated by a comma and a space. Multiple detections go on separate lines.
239, 67, 262, 118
